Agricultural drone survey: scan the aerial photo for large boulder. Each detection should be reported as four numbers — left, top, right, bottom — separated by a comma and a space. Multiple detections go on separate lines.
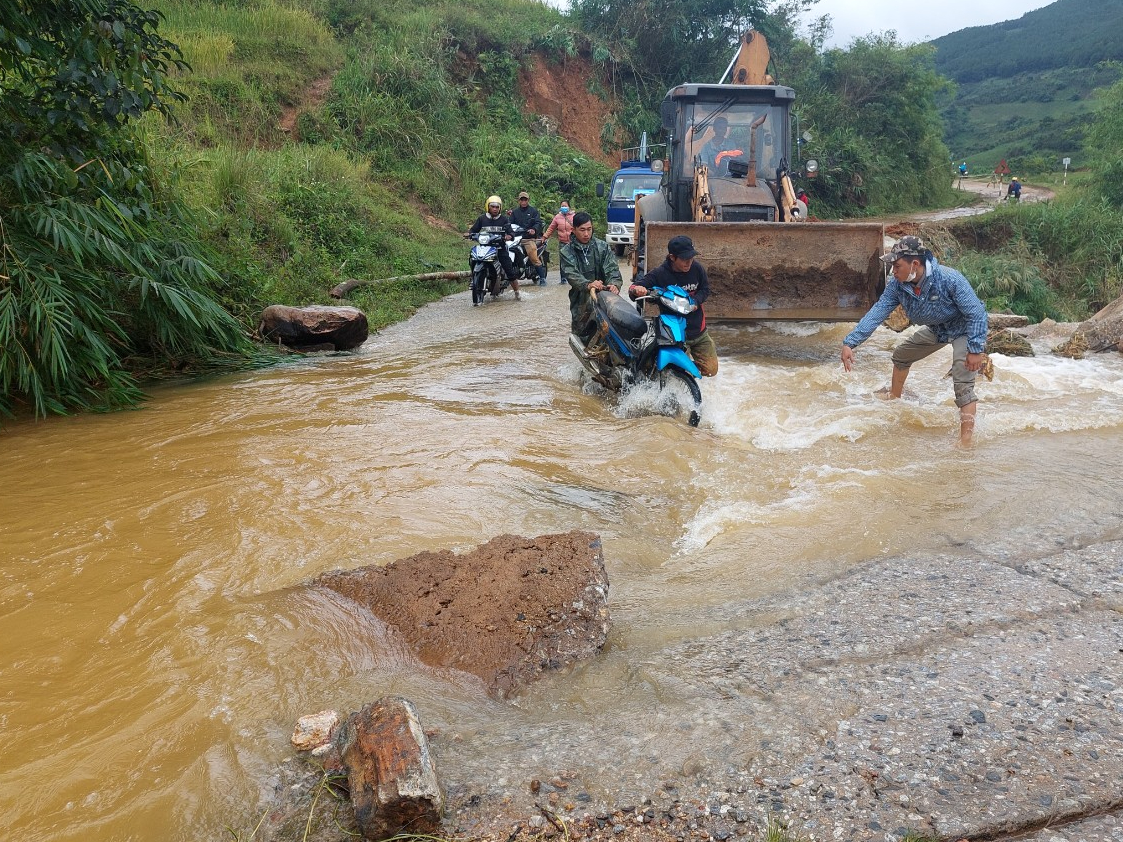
1075, 294, 1123, 353
987, 313, 1030, 330
259, 304, 368, 351
315, 531, 611, 698
334, 697, 442, 842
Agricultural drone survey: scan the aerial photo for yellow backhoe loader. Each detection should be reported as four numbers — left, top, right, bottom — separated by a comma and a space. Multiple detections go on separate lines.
634, 31, 885, 321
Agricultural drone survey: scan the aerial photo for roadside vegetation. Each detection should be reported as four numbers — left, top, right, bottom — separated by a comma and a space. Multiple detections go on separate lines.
3, 0, 1122, 420
937, 72, 1123, 322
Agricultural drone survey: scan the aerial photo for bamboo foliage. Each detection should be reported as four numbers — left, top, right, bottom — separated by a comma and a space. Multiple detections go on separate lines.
0, 151, 249, 418
0, 0, 251, 419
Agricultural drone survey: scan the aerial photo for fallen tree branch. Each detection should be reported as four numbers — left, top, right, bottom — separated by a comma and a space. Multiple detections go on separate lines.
330, 271, 470, 299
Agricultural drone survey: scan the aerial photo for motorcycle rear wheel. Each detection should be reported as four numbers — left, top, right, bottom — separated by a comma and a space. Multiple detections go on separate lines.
662, 366, 702, 427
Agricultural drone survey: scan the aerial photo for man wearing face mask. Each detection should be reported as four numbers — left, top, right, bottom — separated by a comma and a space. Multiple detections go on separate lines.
840, 235, 989, 446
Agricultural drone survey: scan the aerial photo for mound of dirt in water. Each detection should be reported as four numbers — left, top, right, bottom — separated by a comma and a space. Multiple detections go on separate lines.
315, 531, 610, 698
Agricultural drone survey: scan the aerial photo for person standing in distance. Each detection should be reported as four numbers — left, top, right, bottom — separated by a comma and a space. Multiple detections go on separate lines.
510, 191, 547, 285
627, 235, 718, 377
561, 211, 621, 343
544, 202, 575, 283
840, 235, 989, 446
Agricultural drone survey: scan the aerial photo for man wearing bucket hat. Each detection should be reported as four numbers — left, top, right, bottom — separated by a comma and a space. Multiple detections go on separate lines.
628, 235, 718, 376
840, 235, 989, 446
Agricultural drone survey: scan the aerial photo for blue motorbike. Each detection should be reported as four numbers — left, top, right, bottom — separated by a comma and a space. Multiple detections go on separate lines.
568, 284, 703, 426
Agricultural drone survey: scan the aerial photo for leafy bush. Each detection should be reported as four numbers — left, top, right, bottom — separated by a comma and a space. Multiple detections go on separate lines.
0, 0, 252, 418
942, 195, 1123, 320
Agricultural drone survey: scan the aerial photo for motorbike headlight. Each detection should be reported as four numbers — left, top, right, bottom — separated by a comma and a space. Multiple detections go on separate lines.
663, 295, 696, 315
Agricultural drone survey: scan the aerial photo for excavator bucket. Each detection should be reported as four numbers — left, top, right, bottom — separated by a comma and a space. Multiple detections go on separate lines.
643, 220, 886, 321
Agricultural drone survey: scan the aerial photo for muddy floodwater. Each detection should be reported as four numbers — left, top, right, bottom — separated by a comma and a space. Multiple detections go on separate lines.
3, 281, 1123, 842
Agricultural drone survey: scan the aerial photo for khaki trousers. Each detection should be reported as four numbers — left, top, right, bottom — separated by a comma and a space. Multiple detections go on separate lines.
892, 327, 977, 407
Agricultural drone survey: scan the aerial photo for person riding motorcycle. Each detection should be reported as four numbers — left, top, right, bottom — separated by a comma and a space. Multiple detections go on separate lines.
510, 191, 547, 285
467, 195, 521, 300
1006, 177, 1022, 200
561, 211, 621, 343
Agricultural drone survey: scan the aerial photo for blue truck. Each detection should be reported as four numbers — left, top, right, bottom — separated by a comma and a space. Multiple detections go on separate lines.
598, 136, 665, 256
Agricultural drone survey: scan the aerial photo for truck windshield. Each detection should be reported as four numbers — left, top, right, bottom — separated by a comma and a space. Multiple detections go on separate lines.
610, 172, 662, 202
685, 101, 784, 179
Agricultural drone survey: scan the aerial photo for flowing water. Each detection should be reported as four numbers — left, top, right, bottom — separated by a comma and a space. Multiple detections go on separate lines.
3, 282, 1123, 841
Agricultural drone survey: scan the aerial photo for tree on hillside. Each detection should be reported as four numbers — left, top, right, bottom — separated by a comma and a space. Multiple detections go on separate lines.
569, 0, 817, 90
932, 0, 1123, 83
785, 35, 953, 212
0, 1, 248, 419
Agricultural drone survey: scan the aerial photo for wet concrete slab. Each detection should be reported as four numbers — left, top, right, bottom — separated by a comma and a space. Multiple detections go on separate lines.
363, 540, 1123, 842
632, 542, 1123, 841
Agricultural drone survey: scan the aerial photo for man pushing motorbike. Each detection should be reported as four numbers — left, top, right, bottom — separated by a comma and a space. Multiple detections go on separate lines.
561, 211, 622, 343
467, 195, 521, 300
628, 235, 718, 376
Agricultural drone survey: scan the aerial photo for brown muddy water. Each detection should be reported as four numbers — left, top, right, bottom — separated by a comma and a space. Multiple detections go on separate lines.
3, 281, 1123, 841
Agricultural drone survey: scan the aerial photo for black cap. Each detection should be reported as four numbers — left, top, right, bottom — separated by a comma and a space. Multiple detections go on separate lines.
668, 235, 699, 259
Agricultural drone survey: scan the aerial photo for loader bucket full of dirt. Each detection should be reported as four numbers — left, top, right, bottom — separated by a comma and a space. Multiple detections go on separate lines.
644, 221, 886, 321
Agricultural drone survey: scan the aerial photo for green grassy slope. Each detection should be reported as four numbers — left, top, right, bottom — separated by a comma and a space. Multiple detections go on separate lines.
143, 0, 610, 325
932, 0, 1123, 176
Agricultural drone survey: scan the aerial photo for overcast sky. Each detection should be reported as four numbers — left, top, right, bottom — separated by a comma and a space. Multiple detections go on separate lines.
541, 0, 1058, 49
810, 0, 1056, 48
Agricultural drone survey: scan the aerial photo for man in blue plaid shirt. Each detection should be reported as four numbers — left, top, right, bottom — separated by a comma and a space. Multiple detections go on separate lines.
840, 235, 989, 446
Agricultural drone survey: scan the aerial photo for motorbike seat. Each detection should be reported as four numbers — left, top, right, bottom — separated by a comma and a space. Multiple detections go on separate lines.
598, 290, 647, 340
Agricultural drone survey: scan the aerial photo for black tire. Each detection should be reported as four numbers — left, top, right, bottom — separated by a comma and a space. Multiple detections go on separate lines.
471, 265, 487, 305
663, 366, 702, 427
613, 244, 625, 257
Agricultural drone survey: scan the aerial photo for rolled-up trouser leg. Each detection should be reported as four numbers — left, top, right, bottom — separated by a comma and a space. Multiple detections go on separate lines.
685, 330, 719, 376
947, 334, 978, 407
891, 327, 977, 407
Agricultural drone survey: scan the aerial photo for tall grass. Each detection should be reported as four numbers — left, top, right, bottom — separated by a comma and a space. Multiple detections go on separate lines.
159, 0, 335, 52
157, 0, 344, 146
168, 141, 466, 311
169, 31, 234, 77
940, 195, 1123, 320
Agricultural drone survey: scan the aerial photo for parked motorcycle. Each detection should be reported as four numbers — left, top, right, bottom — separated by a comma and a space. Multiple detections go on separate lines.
568, 284, 703, 426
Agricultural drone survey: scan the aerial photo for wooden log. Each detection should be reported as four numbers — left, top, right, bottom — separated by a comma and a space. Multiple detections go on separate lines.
331, 270, 470, 299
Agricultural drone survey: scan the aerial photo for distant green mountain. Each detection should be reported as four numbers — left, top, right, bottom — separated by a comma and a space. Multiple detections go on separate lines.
930, 0, 1123, 175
